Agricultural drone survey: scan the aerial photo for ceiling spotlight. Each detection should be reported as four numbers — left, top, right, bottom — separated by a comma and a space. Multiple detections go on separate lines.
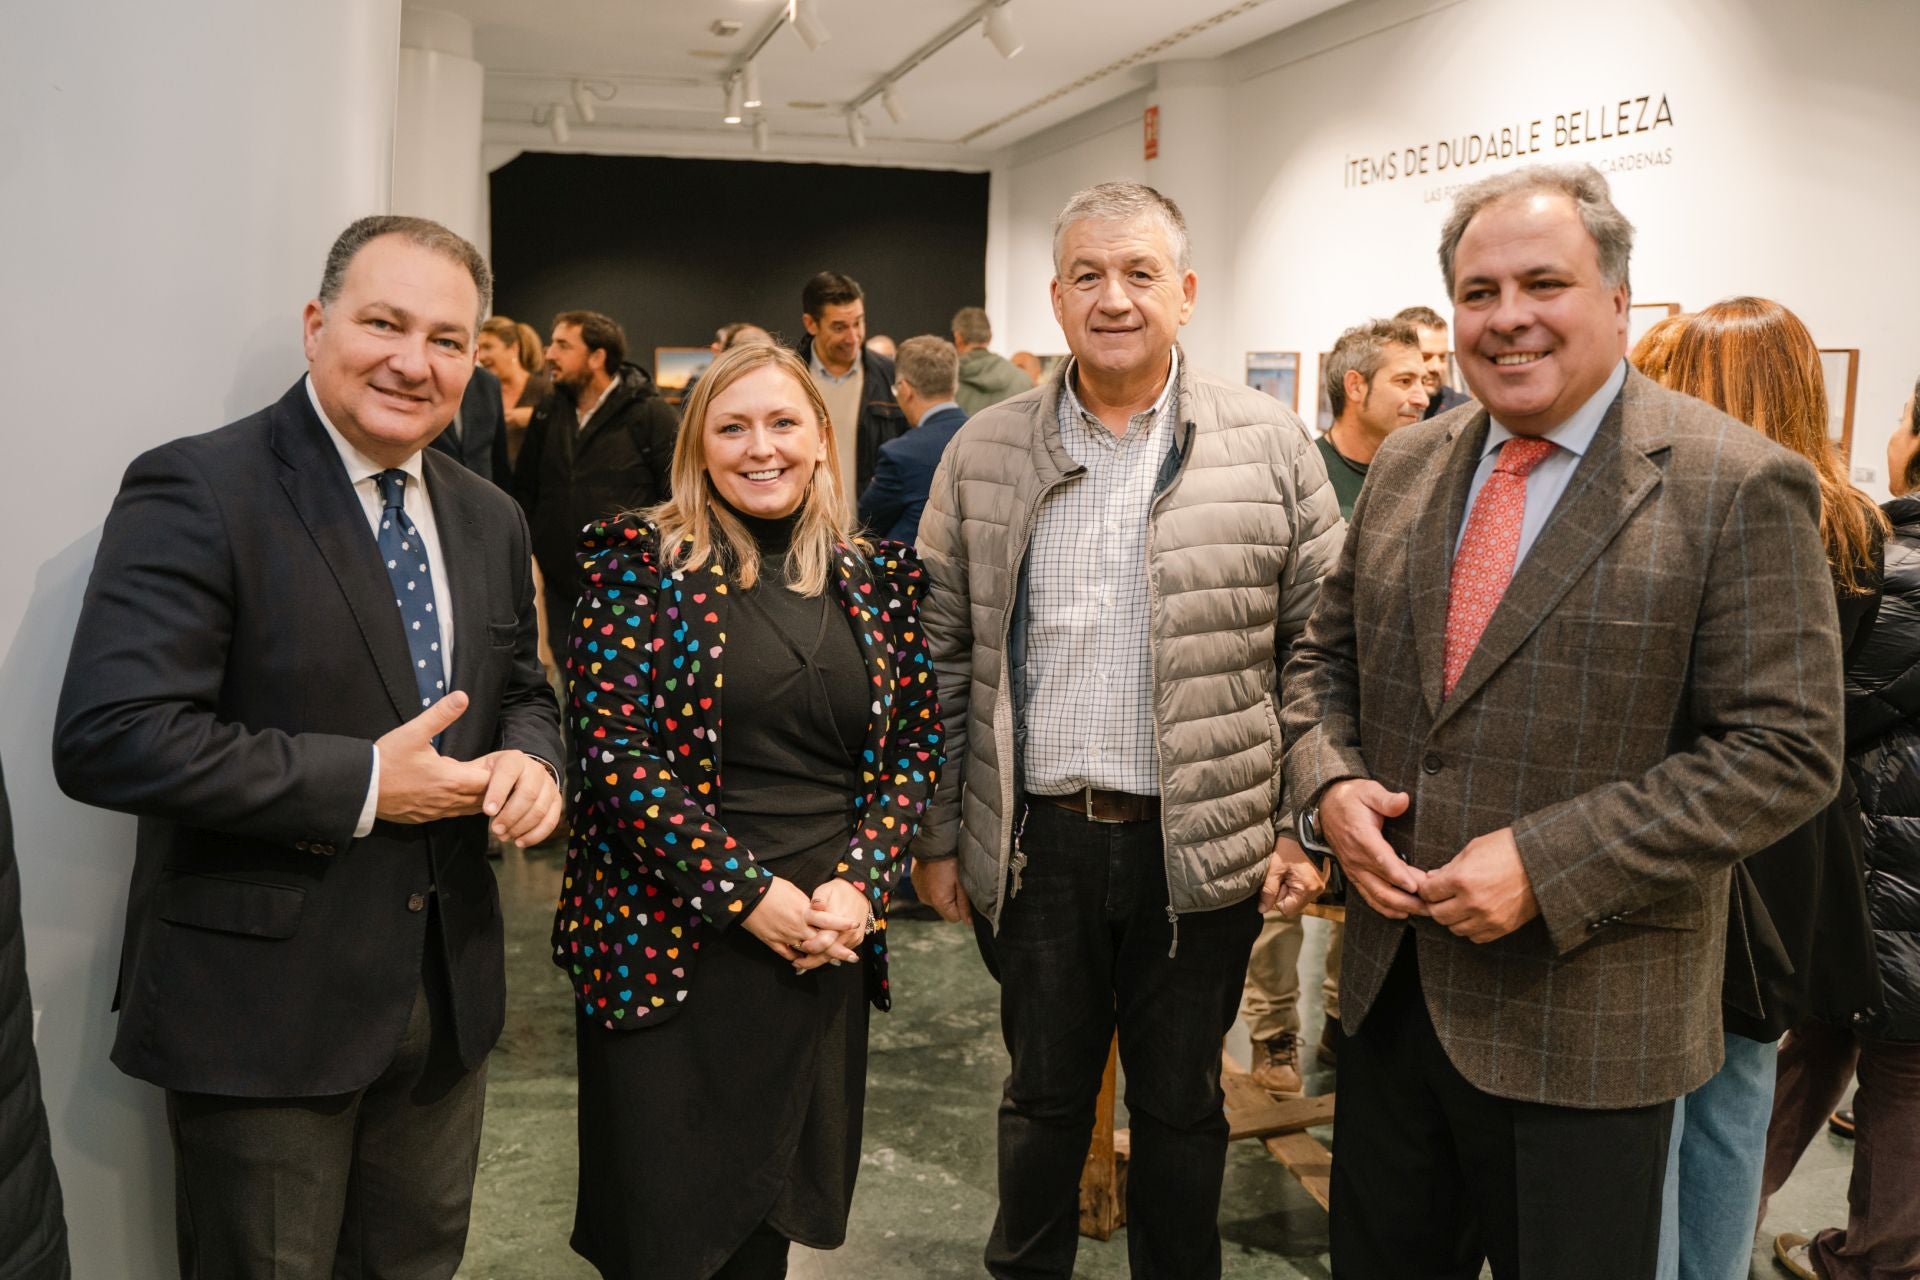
791, 0, 830, 51
722, 73, 744, 124
881, 85, 905, 124
570, 79, 597, 124
545, 103, 570, 145
753, 116, 771, 153
983, 3, 1023, 59
846, 110, 867, 149
742, 60, 762, 109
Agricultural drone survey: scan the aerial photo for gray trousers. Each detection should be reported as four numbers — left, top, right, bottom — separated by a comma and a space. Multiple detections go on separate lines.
164, 972, 486, 1280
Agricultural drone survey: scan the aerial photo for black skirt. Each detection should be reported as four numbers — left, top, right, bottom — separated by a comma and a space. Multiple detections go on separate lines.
569, 835, 870, 1280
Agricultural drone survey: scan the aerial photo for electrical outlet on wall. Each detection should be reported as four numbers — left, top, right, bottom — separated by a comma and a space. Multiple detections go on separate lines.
1854, 466, 1879, 484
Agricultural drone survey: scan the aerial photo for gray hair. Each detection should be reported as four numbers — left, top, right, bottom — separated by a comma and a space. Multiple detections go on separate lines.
1052, 181, 1191, 275
1437, 163, 1633, 297
950, 306, 992, 346
318, 215, 493, 328
1324, 318, 1422, 420
894, 334, 959, 399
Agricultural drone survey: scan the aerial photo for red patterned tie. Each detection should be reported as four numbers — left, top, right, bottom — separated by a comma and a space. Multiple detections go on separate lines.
1442, 436, 1556, 698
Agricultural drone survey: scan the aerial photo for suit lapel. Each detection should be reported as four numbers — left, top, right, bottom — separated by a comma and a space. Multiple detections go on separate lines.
271, 384, 419, 723
1410, 410, 1492, 721
1436, 378, 1665, 721
423, 449, 490, 758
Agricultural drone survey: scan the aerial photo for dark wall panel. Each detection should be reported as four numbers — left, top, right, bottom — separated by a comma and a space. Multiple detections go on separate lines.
488, 152, 990, 375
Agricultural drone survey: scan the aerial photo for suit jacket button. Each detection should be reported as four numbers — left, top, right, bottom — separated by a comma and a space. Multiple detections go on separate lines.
407, 892, 428, 913
294, 840, 310, 852
1422, 753, 1443, 774
317, 844, 335, 856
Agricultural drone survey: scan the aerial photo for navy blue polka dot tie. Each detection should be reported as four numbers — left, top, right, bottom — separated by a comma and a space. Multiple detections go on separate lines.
374, 469, 446, 715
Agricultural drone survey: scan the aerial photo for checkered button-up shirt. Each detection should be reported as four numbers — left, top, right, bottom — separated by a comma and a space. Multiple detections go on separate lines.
1022, 350, 1179, 796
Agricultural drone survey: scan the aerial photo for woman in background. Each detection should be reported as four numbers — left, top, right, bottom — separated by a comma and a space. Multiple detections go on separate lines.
552, 342, 941, 1279
475, 315, 550, 472
1639, 297, 1885, 1280
1764, 375, 1920, 1280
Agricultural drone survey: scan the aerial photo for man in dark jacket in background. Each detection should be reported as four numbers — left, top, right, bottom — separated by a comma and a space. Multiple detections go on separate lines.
790, 271, 905, 506
0, 759, 69, 1280
429, 363, 507, 486
513, 310, 677, 647
858, 334, 967, 545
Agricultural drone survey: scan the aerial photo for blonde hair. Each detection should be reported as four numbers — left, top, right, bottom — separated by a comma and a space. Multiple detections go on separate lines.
645, 343, 864, 595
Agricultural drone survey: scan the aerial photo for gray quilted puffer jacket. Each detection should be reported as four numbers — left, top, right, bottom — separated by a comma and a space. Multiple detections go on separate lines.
912, 352, 1344, 928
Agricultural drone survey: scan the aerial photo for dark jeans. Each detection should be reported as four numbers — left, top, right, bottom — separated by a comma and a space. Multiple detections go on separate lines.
975, 799, 1261, 1279
1331, 938, 1673, 1279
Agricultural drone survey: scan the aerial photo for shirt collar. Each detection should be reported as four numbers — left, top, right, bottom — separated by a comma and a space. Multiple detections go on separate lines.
577, 376, 619, 425
1062, 347, 1180, 428
304, 374, 427, 491
1480, 358, 1627, 463
916, 399, 962, 423
808, 341, 861, 385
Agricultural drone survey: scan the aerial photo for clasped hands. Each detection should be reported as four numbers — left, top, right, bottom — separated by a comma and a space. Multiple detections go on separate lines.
1318, 778, 1539, 943
372, 691, 563, 847
743, 876, 872, 973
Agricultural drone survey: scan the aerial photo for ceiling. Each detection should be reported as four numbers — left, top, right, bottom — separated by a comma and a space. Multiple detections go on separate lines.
439, 0, 1347, 167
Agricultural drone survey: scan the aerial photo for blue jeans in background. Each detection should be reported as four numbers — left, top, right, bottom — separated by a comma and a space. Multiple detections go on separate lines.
1655, 1031, 1779, 1280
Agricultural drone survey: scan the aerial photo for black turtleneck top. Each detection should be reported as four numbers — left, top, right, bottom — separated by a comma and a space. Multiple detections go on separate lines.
718, 506, 868, 861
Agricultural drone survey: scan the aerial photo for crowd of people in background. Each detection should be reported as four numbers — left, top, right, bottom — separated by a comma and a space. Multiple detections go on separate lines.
19, 158, 1919, 1280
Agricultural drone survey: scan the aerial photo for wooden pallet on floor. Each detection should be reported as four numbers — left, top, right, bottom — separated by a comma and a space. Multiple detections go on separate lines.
1077, 1037, 1128, 1240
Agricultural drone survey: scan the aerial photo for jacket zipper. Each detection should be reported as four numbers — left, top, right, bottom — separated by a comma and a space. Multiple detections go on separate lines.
1145, 415, 1193, 942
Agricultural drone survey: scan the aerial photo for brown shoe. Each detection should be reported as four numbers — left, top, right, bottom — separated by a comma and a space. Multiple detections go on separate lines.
1249, 1033, 1303, 1098
1773, 1232, 1816, 1279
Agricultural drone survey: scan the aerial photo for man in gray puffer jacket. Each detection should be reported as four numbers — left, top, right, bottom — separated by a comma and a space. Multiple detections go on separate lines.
910, 181, 1342, 1279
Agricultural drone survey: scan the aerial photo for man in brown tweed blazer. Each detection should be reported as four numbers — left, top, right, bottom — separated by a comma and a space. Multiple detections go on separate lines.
1281, 164, 1844, 1277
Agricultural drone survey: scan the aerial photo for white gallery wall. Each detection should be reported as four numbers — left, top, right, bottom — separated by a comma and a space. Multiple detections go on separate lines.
0, 1, 401, 1274
993, 0, 1920, 492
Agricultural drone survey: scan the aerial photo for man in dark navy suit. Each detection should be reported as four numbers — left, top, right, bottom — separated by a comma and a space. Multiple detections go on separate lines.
53, 215, 562, 1279
858, 335, 970, 545
429, 360, 508, 486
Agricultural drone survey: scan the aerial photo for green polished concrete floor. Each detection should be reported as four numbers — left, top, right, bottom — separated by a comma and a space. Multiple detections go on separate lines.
459, 846, 1857, 1279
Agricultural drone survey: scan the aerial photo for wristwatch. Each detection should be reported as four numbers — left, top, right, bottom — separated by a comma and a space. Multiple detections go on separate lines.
1295, 805, 1331, 867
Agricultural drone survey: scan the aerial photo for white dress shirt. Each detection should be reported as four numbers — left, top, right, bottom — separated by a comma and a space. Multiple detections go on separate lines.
1455, 359, 1628, 566
305, 376, 457, 836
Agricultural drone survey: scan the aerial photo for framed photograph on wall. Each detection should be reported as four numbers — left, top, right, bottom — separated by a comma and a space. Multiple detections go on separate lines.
655, 347, 715, 406
1627, 301, 1683, 350
1820, 348, 1860, 464
1245, 352, 1300, 411
1037, 353, 1070, 381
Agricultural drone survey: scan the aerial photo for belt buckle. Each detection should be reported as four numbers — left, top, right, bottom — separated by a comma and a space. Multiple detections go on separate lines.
1082, 786, 1123, 824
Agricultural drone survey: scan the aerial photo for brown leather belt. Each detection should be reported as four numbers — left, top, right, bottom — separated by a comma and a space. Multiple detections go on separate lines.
1036, 787, 1161, 824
